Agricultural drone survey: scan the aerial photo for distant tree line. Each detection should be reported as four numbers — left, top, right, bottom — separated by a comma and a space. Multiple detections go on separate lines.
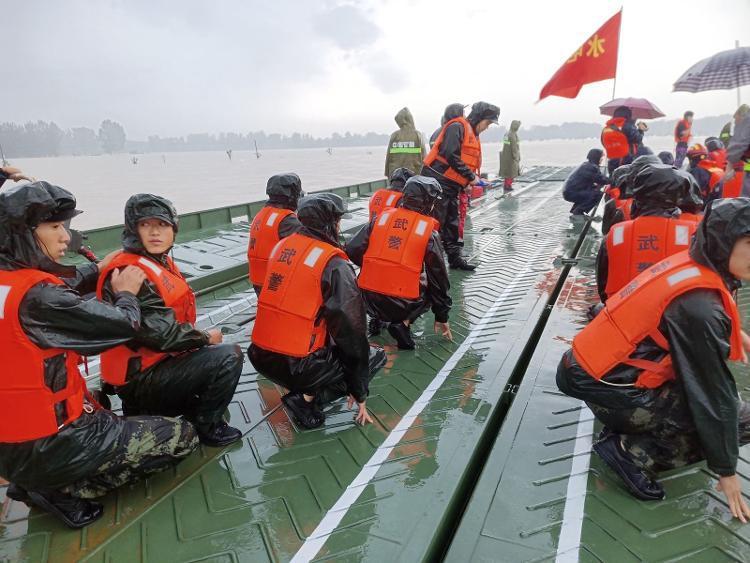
0, 114, 733, 159
0, 120, 127, 158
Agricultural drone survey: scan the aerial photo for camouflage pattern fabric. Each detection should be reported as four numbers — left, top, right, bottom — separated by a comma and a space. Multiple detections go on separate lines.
588, 381, 750, 475
61, 415, 197, 498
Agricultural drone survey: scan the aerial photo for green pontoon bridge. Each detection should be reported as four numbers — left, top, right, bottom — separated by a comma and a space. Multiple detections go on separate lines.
2, 166, 749, 562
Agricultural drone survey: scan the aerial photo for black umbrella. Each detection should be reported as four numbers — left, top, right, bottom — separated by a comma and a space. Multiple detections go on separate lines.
673, 46, 750, 95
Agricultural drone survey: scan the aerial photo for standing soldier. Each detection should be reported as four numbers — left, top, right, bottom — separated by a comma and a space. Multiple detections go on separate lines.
0, 182, 198, 528
499, 120, 522, 193
248, 194, 386, 429
674, 111, 694, 169
347, 176, 452, 350
423, 101, 500, 270
558, 198, 750, 523
385, 107, 426, 179
247, 173, 303, 294
724, 104, 750, 198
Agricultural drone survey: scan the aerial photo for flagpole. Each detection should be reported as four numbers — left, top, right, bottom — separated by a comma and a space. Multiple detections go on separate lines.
612, 6, 623, 99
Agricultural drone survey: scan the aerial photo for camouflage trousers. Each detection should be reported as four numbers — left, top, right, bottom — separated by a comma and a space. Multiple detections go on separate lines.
61, 415, 198, 499
588, 382, 750, 475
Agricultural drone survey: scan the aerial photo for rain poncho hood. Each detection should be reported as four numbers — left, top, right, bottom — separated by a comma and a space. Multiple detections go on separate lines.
631, 164, 700, 211
611, 164, 632, 189
690, 197, 750, 288
395, 107, 415, 129
657, 151, 675, 166
266, 173, 303, 210
441, 103, 466, 124
467, 101, 500, 127
122, 193, 179, 255
0, 181, 81, 276
297, 193, 348, 247
510, 120, 521, 131
400, 175, 442, 215
586, 148, 604, 165
389, 167, 415, 191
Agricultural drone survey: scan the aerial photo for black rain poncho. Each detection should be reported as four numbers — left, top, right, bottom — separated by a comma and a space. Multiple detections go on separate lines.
559, 198, 750, 476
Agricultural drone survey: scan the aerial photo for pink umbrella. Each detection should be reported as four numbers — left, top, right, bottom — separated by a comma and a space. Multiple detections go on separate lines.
599, 97, 666, 119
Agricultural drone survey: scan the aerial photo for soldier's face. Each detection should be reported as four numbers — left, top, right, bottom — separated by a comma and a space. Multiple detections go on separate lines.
34, 221, 71, 262
137, 219, 175, 255
729, 236, 750, 281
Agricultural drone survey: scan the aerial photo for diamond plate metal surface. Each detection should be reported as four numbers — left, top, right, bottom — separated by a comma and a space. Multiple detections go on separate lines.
0, 169, 596, 563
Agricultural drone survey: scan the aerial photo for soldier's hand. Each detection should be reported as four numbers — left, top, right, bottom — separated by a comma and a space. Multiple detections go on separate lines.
110, 266, 146, 295
97, 249, 122, 272
354, 401, 373, 426
740, 330, 750, 364
435, 321, 453, 341
206, 328, 223, 345
716, 475, 750, 523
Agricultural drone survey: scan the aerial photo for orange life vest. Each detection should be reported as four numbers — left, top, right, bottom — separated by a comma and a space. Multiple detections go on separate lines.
614, 197, 634, 221
605, 185, 621, 200
678, 212, 704, 224
369, 189, 403, 221
697, 159, 724, 191
573, 250, 742, 389
424, 117, 482, 187
601, 118, 632, 159
252, 233, 346, 358
709, 148, 728, 169
357, 208, 438, 299
96, 253, 197, 385
723, 170, 745, 199
0, 269, 86, 442
605, 216, 698, 299
248, 206, 295, 286
674, 118, 692, 143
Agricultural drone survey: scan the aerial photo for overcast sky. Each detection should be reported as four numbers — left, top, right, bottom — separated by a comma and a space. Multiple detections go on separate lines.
3, 0, 749, 139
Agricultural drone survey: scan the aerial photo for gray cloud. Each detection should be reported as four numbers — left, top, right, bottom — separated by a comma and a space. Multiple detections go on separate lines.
313, 4, 381, 50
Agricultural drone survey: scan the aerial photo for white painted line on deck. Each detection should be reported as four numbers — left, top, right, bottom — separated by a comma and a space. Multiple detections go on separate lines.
290, 249, 544, 563
555, 404, 595, 563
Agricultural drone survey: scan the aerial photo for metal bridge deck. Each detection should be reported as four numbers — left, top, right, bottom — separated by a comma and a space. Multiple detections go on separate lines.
9, 167, 740, 562
445, 224, 750, 563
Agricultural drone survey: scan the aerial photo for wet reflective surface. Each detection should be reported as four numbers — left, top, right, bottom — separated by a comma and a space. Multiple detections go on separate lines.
6, 168, 689, 562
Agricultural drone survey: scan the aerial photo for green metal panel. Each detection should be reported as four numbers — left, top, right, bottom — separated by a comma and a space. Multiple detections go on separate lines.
445, 226, 750, 562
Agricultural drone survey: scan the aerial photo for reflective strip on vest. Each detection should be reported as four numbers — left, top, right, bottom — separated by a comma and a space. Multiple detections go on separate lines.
0, 285, 10, 319
675, 225, 689, 246
667, 266, 700, 286
612, 225, 625, 246
745, 162, 750, 172
266, 211, 279, 226
389, 147, 422, 154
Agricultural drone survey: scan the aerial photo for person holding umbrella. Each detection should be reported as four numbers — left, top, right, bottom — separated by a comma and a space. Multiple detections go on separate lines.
600, 99, 662, 174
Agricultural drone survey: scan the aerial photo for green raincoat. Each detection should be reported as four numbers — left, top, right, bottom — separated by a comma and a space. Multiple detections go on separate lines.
384, 107, 426, 178
499, 120, 521, 179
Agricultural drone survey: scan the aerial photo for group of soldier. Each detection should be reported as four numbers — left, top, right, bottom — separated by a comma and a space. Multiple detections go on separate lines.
0, 100, 499, 528
556, 102, 750, 522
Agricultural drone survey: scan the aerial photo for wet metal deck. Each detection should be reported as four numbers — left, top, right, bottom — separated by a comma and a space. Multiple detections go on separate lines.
445, 222, 750, 562
11, 167, 747, 562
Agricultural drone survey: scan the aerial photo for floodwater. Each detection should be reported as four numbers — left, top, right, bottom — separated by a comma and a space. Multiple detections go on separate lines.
11, 135, 677, 229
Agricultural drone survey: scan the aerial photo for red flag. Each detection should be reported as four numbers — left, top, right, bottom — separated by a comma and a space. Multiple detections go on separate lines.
538, 10, 622, 101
